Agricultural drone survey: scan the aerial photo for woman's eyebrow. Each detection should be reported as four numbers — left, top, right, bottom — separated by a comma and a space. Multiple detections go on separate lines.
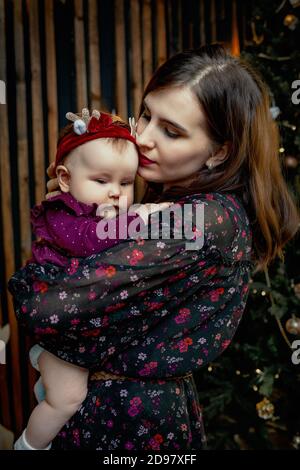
143, 100, 188, 133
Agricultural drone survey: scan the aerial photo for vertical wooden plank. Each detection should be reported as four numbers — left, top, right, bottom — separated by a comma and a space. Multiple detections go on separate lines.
0, 0, 24, 433
177, 0, 183, 52
27, 0, 45, 204
74, 0, 88, 109
142, 0, 152, 88
45, 0, 58, 163
130, 0, 143, 118
200, 0, 206, 45
114, 0, 127, 118
210, 0, 217, 42
88, 0, 101, 110
156, 0, 166, 67
231, 0, 240, 56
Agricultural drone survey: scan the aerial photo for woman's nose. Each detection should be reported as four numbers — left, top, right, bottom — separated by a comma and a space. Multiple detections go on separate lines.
136, 122, 155, 150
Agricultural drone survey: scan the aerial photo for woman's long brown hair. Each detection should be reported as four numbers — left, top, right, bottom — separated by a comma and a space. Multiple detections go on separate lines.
140, 44, 299, 271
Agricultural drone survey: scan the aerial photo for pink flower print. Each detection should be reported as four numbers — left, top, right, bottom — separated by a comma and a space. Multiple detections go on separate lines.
180, 308, 191, 315
222, 340, 231, 350
72, 428, 80, 447
236, 250, 244, 260
108, 346, 115, 355
217, 215, 223, 224
181, 424, 188, 432
107, 420, 114, 428
206, 194, 214, 200
174, 314, 186, 324
177, 340, 188, 353
149, 361, 158, 369
139, 361, 157, 376
203, 266, 217, 277
68, 258, 79, 275
129, 257, 138, 266
130, 396, 142, 406
149, 437, 160, 450
95, 266, 106, 277
50, 314, 59, 324
88, 290, 97, 301
128, 405, 140, 417
125, 441, 134, 450
105, 302, 126, 312
21, 305, 27, 313
71, 318, 80, 325
132, 249, 144, 260
210, 289, 221, 302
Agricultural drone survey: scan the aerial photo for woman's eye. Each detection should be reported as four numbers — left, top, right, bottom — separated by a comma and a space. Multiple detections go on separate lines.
141, 112, 151, 121
164, 128, 180, 139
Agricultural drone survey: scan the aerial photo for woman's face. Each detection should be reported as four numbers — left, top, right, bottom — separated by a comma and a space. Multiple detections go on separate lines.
136, 86, 214, 189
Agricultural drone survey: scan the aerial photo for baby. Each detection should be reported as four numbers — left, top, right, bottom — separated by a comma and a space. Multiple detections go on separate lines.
14, 109, 171, 450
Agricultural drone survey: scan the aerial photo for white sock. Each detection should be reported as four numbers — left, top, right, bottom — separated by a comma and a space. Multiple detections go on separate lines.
14, 429, 51, 450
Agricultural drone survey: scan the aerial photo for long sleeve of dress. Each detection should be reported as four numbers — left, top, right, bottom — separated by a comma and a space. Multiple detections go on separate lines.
30, 193, 143, 259
9, 192, 254, 376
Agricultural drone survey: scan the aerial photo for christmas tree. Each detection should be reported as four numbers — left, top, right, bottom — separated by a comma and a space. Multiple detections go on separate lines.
195, 0, 300, 450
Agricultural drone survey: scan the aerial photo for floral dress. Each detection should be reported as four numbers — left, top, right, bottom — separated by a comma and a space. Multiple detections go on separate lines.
9, 192, 254, 450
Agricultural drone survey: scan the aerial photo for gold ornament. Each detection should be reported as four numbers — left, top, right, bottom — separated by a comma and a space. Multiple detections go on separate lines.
283, 14, 299, 30
285, 156, 299, 168
256, 397, 275, 420
285, 316, 300, 335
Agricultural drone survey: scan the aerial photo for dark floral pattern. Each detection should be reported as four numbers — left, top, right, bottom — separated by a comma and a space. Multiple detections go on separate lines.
8, 192, 254, 450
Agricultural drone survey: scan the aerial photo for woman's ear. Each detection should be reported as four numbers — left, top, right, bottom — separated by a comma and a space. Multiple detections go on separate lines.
56, 165, 71, 193
211, 141, 231, 167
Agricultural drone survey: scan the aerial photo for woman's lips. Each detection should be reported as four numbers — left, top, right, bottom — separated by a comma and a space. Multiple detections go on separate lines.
139, 155, 156, 166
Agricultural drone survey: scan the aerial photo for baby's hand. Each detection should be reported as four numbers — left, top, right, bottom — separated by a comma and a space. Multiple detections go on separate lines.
97, 204, 119, 220
133, 202, 173, 225
45, 162, 61, 199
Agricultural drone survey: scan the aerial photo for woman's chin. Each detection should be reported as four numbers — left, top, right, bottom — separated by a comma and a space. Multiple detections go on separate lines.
137, 165, 162, 182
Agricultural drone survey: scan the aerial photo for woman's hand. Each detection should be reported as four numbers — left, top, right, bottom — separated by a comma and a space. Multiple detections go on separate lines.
133, 202, 173, 225
45, 162, 61, 199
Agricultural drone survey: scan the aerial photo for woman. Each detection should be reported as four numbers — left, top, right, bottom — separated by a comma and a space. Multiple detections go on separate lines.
9, 45, 299, 450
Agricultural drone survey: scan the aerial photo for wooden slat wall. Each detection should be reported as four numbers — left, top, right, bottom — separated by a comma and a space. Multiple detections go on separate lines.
0, 0, 239, 442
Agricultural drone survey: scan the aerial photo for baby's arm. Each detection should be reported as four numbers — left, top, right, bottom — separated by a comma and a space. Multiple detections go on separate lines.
46, 203, 173, 258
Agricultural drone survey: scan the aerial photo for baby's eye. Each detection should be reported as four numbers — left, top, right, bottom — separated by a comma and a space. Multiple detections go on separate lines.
96, 180, 107, 184
121, 182, 133, 186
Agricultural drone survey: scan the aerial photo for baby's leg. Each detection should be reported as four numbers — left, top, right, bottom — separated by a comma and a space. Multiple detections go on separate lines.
25, 350, 88, 449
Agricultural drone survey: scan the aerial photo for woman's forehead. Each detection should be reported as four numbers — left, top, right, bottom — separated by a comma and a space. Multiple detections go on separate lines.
144, 87, 205, 128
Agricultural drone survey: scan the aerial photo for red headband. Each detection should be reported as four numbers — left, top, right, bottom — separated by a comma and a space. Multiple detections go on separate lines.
55, 111, 140, 167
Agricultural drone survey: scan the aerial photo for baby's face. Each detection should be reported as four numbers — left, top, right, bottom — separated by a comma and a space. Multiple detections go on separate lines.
63, 139, 139, 211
